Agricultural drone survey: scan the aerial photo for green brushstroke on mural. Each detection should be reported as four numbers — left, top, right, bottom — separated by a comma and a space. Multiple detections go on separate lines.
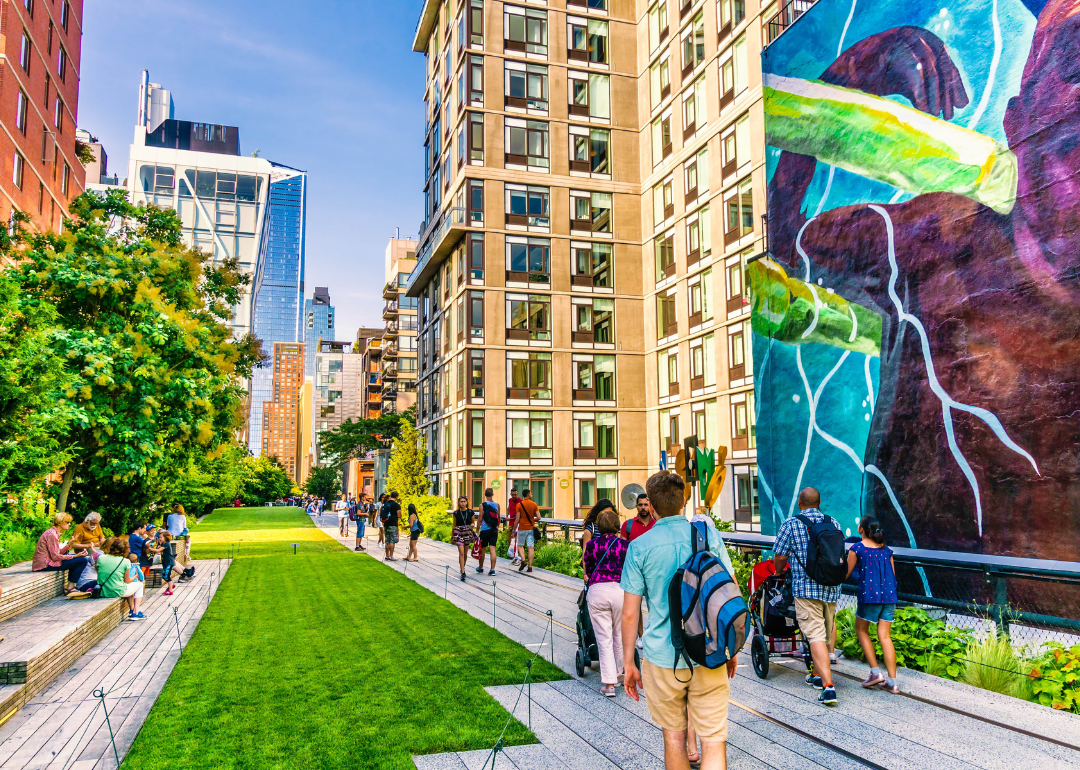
748, 258, 882, 356
763, 75, 1018, 215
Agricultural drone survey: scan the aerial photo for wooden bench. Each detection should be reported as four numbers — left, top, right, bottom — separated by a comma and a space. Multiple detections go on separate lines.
0, 564, 66, 625
0, 595, 126, 719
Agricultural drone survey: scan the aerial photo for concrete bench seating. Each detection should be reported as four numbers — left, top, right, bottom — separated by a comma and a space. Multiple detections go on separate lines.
0, 564, 67, 625
0, 595, 126, 720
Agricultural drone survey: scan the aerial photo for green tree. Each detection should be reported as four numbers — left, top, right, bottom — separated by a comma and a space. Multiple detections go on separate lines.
318, 404, 417, 465
387, 418, 428, 500
164, 445, 248, 517
241, 456, 294, 504
6, 191, 264, 528
304, 465, 342, 500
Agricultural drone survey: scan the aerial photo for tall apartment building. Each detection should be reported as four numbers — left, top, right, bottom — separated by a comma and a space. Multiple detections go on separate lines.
379, 237, 419, 416
303, 287, 335, 377
0, 0, 86, 235
354, 328, 385, 420
295, 378, 314, 485
126, 74, 273, 340
248, 163, 307, 456
408, 0, 775, 526
262, 342, 304, 481
313, 340, 365, 465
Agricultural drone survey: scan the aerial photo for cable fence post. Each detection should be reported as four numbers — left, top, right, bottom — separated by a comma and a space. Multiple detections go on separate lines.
444, 565, 449, 599
547, 610, 554, 665
94, 688, 120, 769
206, 573, 215, 609
492, 581, 497, 628
526, 659, 533, 730
173, 606, 184, 656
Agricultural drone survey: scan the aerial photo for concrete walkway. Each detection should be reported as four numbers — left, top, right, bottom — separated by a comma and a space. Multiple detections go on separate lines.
0, 560, 229, 770
312, 518, 1080, 770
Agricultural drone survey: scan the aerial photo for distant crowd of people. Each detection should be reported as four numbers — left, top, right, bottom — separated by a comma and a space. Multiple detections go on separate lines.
31, 504, 196, 621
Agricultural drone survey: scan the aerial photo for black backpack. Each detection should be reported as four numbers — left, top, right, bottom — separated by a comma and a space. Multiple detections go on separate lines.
793, 514, 847, 587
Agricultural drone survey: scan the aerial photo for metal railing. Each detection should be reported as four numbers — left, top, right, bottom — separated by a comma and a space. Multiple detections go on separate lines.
406, 206, 465, 295
765, 0, 816, 44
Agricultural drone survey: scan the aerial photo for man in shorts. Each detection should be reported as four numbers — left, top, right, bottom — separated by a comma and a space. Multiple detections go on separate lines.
477, 488, 500, 576
507, 488, 521, 566
773, 487, 842, 706
515, 489, 539, 573
621, 471, 738, 770
353, 494, 367, 552
376, 494, 387, 546
381, 492, 402, 561
335, 497, 349, 537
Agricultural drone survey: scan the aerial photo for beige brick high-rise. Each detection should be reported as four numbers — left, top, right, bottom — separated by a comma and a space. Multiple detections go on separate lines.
408, 0, 776, 527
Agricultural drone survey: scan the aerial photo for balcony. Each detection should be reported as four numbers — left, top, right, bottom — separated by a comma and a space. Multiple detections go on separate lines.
382, 282, 399, 301
382, 362, 399, 380
383, 342, 398, 359
766, 0, 816, 44
381, 401, 399, 416
383, 320, 399, 338
381, 383, 398, 400
367, 391, 382, 404
367, 373, 382, 391
382, 301, 399, 320
404, 206, 466, 297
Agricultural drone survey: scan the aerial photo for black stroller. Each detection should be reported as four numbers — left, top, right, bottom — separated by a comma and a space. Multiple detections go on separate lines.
747, 560, 812, 678
575, 588, 641, 677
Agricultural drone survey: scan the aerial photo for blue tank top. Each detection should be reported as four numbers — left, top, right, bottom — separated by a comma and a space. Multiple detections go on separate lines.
850, 542, 897, 604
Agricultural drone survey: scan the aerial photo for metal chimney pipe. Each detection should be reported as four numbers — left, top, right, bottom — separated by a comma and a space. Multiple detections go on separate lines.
138, 70, 150, 128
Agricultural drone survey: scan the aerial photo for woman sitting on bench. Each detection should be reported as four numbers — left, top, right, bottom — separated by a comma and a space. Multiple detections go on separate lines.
32, 513, 90, 595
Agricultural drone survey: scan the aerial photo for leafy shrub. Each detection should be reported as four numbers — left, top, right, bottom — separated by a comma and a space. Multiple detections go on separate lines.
962, 633, 1023, 695
412, 495, 453, 543
0, 530, 39, 568
836, 606, 974, 680
1026, 643, 1080, 713
532, 540, 584, 579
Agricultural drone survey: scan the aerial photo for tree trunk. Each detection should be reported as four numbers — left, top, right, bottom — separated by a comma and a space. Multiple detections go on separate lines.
57, 463, 77, 513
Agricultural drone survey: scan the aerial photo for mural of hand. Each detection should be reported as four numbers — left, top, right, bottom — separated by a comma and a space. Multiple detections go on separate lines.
820, 26, 969, 120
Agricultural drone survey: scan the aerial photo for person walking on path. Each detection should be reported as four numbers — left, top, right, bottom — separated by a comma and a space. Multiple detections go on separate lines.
335, 497, 349, 537
583, 508, 629, 697
477, 489, 501, 576
406, 503, 421, 562
507, 489, 521, 567
580, 498, 615, 571
451, 496, 478, 581
376, 494, 388, 547
621, 471, 738, 770
353, 494, 368, 552
515, 489, 540, 573
847, 515, 900, 694
773, 487, 843, 706
381, 492, 402, 561
622, 493, 657, 541
159, 531, 178, 595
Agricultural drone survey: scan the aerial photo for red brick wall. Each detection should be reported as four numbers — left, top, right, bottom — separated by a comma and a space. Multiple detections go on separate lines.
0, 0, 85, 234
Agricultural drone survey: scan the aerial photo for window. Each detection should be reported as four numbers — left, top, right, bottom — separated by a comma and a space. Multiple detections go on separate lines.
574, 413, 616, 460
468, 0, 483, 46
648, 2, 670, 51
466, 111, 484, 164
54, 98, 63, 133
720, 37, 747, 109
467, 232, 484, 281
505, 119, 549, 169
721, 112, 750, 178
506, 237, 550, 284
653, 178, 674, 228
505, 62, 548, 111
657, 290, 678, 339
689, 333, 716, 390
571, 242, 613, 289
685, 145, 709, 204
570, 190, 612, 234
24, 0, 33, 17
654, 232, 675, 281
138, 164, 176, 193
12, 153, 25, 190
686, 206, 711, 266
468, 348, 485, 400
505, 6, 547, 57
718, 0, 747, 38
682, 76, 707, 142
658, 346, 679, 397
15, 92, 28, 135
43, 76, 50, 108
689, 268, 713, 325
507, 412, 553, 461
567, 17, 609, 63
568, 72, 610, 120
505, 184, 550, 229
650, 57, 671, 107
659, 408, 679, 453
57, 47, 67, 82
507, 293, 551, 341
467, 178, 484, 225
732, 392, 756, 450
729, 319, 753, 380
572, 298, 614, 346
20, 31, 31, 73
681, 13, 706, 77
724, 178, 754, 245
726, 248, 753, 311
466, 411, 485, 461
569, 127, 610, 176
651, 112, 672, 166
467, 55, 484, 106
574, 354, 615, 402
61, 1, 71, 32
507, 351, 552, 400
467, 290, 485, 341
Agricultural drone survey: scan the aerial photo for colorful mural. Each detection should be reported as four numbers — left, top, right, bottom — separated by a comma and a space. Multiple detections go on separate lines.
756, 0, 1080, 564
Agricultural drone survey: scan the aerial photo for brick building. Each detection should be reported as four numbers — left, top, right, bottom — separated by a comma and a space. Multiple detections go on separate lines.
262, 341, 304, 482
0, 0, 85, 234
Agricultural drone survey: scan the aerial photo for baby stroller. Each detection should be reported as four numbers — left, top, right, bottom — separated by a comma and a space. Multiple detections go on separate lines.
747, 560, 812, 679
575, 587, 641, 677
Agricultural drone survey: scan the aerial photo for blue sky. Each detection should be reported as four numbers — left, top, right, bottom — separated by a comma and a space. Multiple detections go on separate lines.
80, 0, 426, 336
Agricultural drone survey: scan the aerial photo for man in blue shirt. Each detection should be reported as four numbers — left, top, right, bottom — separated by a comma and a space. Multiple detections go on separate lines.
620, 471, 737, 770
773, 487, 842, 706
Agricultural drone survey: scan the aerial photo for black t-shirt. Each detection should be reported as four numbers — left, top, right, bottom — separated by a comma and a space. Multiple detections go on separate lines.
382, 501, 401, 527
454, 508, 475, 528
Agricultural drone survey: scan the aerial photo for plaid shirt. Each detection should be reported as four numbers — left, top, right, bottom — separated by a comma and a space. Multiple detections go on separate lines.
773, 508, 842, 602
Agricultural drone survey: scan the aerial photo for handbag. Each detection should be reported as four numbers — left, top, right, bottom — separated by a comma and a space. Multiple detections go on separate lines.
470, 540, 482, 560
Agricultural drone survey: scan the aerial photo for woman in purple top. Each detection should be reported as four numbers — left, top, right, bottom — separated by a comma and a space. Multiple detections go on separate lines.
582, 509, 629, 697
846, 516, 900, 693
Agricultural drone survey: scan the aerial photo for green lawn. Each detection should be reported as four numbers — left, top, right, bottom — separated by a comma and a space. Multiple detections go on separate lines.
123, 506, 565, 770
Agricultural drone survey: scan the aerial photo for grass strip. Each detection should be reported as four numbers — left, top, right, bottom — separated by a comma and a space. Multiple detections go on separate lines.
123, 507, 566, 769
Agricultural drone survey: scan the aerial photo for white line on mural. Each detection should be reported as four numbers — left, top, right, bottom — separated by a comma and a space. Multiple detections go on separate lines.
965, 0, 1002, 130
868, 204, 1039, 536
802, 283, 824, 338
863, 352, 874, 413
837, 0, 858, 57
795, 216, 817, 282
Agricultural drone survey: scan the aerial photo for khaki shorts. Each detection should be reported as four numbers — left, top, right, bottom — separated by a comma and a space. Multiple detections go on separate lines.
640, 658, 730, 740
795, 597, 836, 644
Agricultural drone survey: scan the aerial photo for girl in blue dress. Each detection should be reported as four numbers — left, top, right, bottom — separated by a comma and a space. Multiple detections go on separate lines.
846, 516, 900, 693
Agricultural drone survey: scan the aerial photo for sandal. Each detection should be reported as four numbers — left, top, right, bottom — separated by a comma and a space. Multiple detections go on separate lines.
687, 752, 701, 767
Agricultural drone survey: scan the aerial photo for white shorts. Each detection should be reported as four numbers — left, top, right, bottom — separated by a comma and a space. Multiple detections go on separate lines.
122, 581, 144, 599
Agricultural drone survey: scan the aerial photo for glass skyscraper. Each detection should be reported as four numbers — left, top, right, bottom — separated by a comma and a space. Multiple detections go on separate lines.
248, 163, 307, 456
304, 287, 336, 379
